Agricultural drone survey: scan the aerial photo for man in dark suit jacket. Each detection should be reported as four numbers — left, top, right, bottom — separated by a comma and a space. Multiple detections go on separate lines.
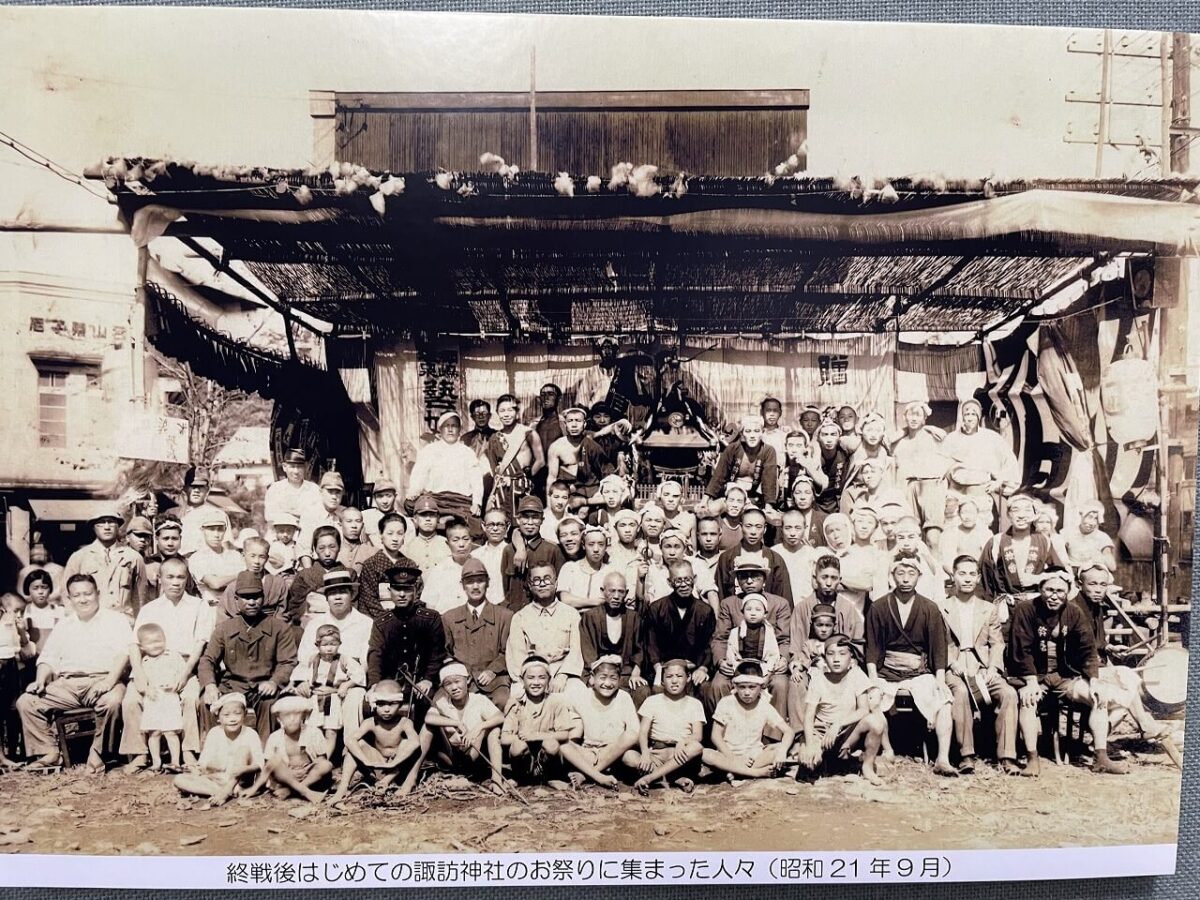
442, 559, 513, 710
580, 570, 648, 707
714, 507, 795, 602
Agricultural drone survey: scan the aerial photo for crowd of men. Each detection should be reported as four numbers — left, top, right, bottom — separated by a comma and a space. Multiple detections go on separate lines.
0, 388, 1179, 804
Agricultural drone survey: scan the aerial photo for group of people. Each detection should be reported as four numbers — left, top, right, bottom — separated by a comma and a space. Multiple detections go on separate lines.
0, 389, 1178, 807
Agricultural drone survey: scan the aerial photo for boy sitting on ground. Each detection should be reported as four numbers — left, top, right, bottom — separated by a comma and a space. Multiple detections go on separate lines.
500, 655, 583, 785
252, 694, 333, 803
173, 692, 263, 806
703, 659, 796, 781
331, 679, 421, 802
799, 635, 886, 784
629, 659, 706, 795
425, 662, 508, 795
558, 655, 641, 790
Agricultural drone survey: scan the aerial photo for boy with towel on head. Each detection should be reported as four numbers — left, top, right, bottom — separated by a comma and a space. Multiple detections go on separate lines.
703, 660, 796, 782
558, 655, 641, 790
331, 679, 421, 802
501, 655, 583, 785
174, 692, 264, 806
425, 662, 508, 794
629, 659, 706, 794
252, 694, 333, 803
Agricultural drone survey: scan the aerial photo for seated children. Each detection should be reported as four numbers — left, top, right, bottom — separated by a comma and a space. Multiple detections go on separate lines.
500, 655, 583, 784
425, 662, 507, 795
253, 694, 333, 803
792, 603, 837, 676
174, 692, 264, 805
333, 679, 421, 800
292, 623, 366, 756
135, 622, 186, 771
629, 659, 706, 794
798, 635, 886, 784
558, 655, 641, 790
703, 659, 796, 781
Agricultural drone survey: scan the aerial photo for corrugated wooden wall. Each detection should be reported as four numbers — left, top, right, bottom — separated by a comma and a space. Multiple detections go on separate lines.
333, 91, 808, 176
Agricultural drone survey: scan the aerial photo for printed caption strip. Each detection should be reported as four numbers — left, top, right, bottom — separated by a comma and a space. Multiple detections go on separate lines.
3, 846, 1178, 888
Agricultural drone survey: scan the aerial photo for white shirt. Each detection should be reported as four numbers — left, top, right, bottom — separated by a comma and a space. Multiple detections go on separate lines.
408, 440, 484, 506
264, 479, 323, 528
187, 545, 245, 608
296, 607, 375, 667
470, 542, 509, 605
420, 558, 468, 615
540, 510, 565, 545
773, 543, 815, 602
38, 607, 132, 677
135, 593, 213, 657
179, 503, 232, 557
556, 560, 618, 605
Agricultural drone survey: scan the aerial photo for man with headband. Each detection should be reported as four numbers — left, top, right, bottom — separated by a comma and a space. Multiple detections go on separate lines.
813, 417, 852, 515
979, 493, 1069, 606
701, 415, 779, 521
864, 551, 957, 777
1008, 568, 1128, 776
546, 406, 609, 514
891, 401, 951, 556
940, 398, 1020, 515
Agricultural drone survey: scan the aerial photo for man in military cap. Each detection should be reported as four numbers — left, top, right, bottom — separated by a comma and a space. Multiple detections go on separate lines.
362, 477, 400, 547
199, 570, 298, 742
297, 470, 346, 560
264, 447, 323, 528
188, 506, 246, 609
366, 563, 446, 793
179, 466, 230, 556
441, 558, 513, 711
64, 506, 147, 615
124, 515, 154, 559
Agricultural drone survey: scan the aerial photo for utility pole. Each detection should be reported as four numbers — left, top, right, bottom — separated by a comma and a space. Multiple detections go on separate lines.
1169, 32, 1191, 173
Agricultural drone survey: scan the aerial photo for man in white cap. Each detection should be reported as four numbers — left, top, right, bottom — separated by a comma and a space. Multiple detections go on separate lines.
1065, 499, 1117, 573
297, 470, 346, 559
406, 411, 484, 523
264, 448, 323, 528
187, 506, 245, 609
64, 506, 147, 615
940, 398, 1020, 516
179, 466, 230, 556
864, 552, 957, 777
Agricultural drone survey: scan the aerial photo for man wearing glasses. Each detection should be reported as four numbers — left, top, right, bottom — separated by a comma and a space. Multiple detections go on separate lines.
505, 563, 586, 705
638, 560, 716, 697
1009, 569, 1127, 777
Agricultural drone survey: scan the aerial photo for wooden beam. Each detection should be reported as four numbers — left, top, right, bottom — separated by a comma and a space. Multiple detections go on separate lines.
334, 89, 811, 112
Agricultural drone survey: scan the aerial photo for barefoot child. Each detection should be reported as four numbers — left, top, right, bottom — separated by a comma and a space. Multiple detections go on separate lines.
174, 693, 263, 805
136, 623, 185, 771
629, 659, 705, 794
559, 655, 640, 789
332, 679, 420, 802
425, 662, 507, 794
500, 655, 582, 784
253, 694, 332, 803
703, 660, 795, 780
799, 635, 886, 784
292, 623, 365, 756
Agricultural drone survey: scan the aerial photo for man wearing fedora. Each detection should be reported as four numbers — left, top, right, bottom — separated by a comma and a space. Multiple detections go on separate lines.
64, 505, 147, 615
179, 466, 230, 556
199, 571, 298, 742
265, 447, 324, 528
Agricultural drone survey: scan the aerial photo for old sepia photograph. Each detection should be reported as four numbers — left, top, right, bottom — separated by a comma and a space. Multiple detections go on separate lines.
0, 5, 1195, 886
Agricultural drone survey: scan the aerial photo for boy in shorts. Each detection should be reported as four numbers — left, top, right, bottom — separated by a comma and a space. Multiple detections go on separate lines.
799, 635, 886, 784
703, 660, 795, 781
558, 656, 640, 790
425, 662, 508, 794
253, 694, 332, 803
501, 655, 582, 784
174, 693, 263, 806
331, 679, 421, 801
629, 659, 706, 794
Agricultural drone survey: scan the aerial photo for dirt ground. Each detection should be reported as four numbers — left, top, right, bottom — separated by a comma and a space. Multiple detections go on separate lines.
0, 732, 1182, 856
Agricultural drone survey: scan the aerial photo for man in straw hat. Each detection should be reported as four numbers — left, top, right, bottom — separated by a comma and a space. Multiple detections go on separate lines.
864, 551, 957, 777
64, 505, 146, 615
295, 568, 373, 737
